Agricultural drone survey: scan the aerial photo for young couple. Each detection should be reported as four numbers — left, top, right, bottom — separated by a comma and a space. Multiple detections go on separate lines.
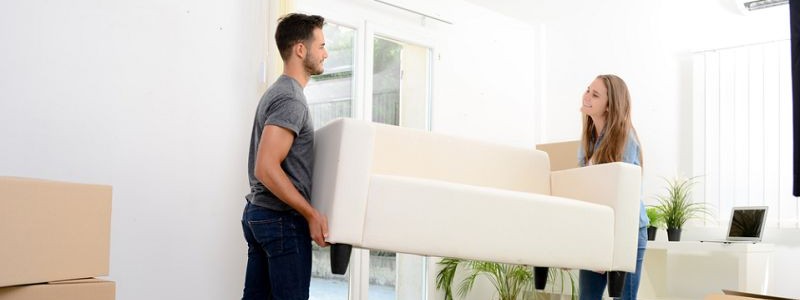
242, 12, 647, 300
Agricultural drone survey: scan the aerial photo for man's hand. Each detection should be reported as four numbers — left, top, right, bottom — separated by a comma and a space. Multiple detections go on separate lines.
307, 209, 329, 247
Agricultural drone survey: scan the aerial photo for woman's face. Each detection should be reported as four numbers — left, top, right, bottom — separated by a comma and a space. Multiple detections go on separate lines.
580, 78, 609, 119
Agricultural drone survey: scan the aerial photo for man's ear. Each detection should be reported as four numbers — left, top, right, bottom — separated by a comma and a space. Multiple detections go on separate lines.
293, 42, 306, 60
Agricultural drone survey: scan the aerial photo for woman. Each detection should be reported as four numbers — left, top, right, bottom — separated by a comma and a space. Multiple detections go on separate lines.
577, 74, 648, 300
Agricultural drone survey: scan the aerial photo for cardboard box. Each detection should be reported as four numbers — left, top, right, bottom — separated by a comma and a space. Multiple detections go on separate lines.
0, 278, 115, 300
0, 177, 111, 287
536, 140, 580, 171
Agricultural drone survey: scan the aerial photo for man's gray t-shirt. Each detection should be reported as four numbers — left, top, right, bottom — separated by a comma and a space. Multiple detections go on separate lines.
246, 75, 314, 211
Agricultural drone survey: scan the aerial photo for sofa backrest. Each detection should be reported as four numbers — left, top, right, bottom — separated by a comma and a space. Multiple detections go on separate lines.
312, 118, 554, 244
371, 123, 551, 195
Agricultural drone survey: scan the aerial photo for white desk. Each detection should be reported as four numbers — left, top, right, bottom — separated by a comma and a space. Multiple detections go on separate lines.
639, 241, 773, 300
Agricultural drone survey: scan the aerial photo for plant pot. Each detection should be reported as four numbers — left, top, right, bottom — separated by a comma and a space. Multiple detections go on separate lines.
647, 226, 657, 241
666, 228, 682, 241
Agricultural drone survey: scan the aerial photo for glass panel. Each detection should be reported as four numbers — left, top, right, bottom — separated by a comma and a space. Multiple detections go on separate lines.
369, 35, 431, 300
307, 22, 354, 300
372, 36, 430, 130
372, 37, 402, 125
369, 250, 397, 299
306, 23, 355, 129
310, 243, 349, 299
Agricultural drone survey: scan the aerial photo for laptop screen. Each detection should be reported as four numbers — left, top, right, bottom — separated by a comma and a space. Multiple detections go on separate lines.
727, 206, 768, 241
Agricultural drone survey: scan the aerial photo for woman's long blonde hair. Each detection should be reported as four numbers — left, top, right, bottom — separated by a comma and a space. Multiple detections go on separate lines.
581, 74, 643, 166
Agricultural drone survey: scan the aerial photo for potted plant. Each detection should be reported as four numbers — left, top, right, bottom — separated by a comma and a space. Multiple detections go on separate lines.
653, 176, 709, 241
645, 207, 663, 241
435, 258, 577, 300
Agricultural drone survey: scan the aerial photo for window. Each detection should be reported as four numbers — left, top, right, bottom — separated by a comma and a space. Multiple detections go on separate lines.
371, 36, 430, 130
692, 39, 799, 228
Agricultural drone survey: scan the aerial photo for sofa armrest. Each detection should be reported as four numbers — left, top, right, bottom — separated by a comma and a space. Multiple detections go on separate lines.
550, 162, 642, 271
311, 118, 375, 245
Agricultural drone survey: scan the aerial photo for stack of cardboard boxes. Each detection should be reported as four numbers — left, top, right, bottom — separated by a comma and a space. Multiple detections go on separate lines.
0, 177, 115, 299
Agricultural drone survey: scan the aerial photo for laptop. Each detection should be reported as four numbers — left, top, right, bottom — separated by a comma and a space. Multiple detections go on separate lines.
701, 206, 768, 244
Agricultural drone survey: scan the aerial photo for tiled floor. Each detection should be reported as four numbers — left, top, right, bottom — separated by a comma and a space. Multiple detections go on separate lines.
310, 277, 395, 300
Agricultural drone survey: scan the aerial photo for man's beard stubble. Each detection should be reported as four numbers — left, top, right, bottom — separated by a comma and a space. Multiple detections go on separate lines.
304, 56, 324, 76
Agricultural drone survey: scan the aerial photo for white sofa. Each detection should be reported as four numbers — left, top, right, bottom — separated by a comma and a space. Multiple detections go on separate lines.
311, 118, 642, 293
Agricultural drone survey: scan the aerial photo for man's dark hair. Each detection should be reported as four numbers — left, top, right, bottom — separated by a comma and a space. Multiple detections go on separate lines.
275, 13, 325, 61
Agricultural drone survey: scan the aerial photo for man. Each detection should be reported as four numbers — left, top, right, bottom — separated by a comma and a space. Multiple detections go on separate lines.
242, 13, 329, 300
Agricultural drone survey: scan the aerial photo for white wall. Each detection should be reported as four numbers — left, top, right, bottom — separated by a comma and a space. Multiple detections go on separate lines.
0, 1, 266, 299
431, 2, 537, 148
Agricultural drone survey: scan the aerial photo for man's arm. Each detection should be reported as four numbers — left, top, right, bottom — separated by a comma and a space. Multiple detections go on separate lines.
254, 124, 329, 247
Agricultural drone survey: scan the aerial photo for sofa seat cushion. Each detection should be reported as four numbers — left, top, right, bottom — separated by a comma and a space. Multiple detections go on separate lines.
356, 174, 615, 270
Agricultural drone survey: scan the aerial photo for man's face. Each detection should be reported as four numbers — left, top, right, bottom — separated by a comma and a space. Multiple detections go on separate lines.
303, 28, 328, 76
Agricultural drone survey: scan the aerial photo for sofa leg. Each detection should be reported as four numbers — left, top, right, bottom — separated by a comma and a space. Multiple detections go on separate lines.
330, 244, 352, 275
533, 267, 549, 290
607, 271, 626, 298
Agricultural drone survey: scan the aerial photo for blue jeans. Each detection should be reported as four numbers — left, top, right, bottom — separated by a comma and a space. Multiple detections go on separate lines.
579, 226, 647, 300
241, 202, 312, 300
